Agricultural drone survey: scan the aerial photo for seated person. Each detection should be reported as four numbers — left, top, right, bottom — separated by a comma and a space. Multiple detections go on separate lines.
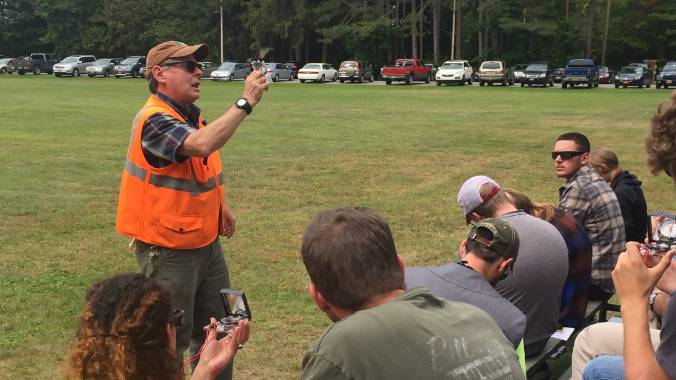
65, 273, 249, 380
576, 92, 676, 380
457, 176, 568, 357
406, 218, 526, 347
589, 147, 649, 243
503, 188, 592, 328
300, 207, 525, 380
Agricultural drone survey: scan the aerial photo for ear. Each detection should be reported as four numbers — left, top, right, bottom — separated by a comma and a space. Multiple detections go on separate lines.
469, 212, 481, 223
497, 258, 513, 274
580, 152, 589, 166
308, 283, 331, 312
459, 239, 469, 258
397, 254, 406, 273
152, 65, 168, 84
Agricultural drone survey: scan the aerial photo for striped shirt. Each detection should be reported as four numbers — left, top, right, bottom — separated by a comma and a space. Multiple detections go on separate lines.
559, 165, 626, 293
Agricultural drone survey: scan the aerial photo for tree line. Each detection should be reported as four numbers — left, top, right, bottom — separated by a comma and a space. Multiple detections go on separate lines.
1, 0, 674, 69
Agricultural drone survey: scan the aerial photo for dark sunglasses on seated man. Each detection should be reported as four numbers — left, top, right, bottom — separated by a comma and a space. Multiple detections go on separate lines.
161, 60, 199, 73
551, 151, 585, 160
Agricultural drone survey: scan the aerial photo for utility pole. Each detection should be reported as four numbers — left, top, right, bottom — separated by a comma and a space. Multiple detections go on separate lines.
451, 0, 456, 59
601, 0, 611, 67
219, 0, 224, 63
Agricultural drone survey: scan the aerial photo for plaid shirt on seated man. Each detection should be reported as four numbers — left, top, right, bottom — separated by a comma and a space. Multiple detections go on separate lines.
559, 164, 625, 295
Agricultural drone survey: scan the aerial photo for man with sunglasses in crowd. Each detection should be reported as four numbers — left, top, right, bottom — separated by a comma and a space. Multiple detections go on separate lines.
115, 40, 267, 380
405, 218, 527, 349
554, 132, 625, 301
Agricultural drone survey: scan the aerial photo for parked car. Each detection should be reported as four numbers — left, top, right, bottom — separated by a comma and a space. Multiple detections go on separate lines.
114, 56, 145, 78
338, 61, 374, 83
298, 63, 337, 83
478, 60, 514, 86
512, 64, 528, 84
264, 62, 294, 81
198, 62, 218, 78
521, 63, 554, 87
656, 61, 676, 89
53, 55, 97, 77
552, 67, 565, 83
435, 60, 473, 86
86, 58, 120, 77
139, 66, 147, 77
381, 58, 431, 85
562, 59, 599, 88
614, 66, 651, 88
0, 58, 17, 74
598, 66, 611, 84
29, 52, 59, 74
284, 61, 301, 79
14, 57, 32, 74
211, 62, 250, 81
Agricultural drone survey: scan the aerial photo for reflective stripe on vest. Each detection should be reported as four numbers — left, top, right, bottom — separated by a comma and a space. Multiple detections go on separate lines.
125, 159, 224, 194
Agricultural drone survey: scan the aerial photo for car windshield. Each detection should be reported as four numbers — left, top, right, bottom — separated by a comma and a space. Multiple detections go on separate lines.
662, 64, 676, 72
218, 62, 235, 70
526, 64, 546, 71
514, 64, 527, 70
568, 59, 593, 67
620, 67, 638, 74
481, 62, 501, 69
94, 59, 111, 65
61, 57, 79, 63
394, 60, 414, 67
441, 62, 463, 69
341, 62, 357, 68
0, 58, 10, 64
303, 64, 321, 69
599, 66, 608, 73
121, 58, 138, 65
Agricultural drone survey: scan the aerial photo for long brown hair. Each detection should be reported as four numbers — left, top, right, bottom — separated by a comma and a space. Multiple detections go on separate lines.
502, 188, 555, 222
65, 273, 180, 380
646, 91, 676, 182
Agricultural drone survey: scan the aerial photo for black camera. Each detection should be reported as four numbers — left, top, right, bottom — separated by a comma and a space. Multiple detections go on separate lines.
205, 289, 252, 334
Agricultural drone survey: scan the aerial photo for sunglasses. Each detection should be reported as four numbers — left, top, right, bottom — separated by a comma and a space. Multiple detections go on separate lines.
169, 309, 185, 328
551, 151, 585, 160
161, 60, 199, 73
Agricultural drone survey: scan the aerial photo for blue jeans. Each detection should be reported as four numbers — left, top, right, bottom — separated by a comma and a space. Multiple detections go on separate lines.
583, 355, 624, 380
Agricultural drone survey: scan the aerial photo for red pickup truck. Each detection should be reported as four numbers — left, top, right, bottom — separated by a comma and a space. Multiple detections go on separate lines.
381, 58, 431, 85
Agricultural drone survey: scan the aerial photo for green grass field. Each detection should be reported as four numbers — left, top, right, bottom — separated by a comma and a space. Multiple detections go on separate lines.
0, 75, 673, 379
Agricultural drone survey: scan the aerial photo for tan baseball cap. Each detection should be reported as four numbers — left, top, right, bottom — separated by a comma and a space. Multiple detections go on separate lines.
145, 41, 209, 78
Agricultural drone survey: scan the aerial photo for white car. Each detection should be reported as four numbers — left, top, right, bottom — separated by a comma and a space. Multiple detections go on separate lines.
298, 63, 337, 83
435, 60, 473, 86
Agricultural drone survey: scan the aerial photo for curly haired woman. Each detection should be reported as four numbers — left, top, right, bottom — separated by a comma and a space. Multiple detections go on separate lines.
65, 273, 249, 380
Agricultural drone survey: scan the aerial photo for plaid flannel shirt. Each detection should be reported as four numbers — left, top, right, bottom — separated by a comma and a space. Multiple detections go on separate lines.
141, 92, 202, 168
559, 165, 626, 293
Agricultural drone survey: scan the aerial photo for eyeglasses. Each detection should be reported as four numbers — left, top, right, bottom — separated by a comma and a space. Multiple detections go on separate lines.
161, 60, 199, 73
169, 309, 185, 328
551, 151, 585, 160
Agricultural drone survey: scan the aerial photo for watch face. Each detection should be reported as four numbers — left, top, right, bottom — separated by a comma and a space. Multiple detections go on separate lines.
236, 99, 247, 107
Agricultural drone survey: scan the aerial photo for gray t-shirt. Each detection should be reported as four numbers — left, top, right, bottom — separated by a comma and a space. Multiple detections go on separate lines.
494, 211, 568, 357
656, 293, 676, 377
405, 263, 526, 347
301, 288, 525, 380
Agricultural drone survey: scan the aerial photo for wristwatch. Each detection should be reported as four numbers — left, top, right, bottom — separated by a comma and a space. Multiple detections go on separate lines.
234, 98, 252, 115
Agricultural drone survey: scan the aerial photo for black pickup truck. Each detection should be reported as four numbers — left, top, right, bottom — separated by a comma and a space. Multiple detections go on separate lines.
28, 53, 59, 74
562, 59, 599, 88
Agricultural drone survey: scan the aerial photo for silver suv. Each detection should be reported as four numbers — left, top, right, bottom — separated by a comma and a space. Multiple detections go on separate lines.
53, 55, 97, 77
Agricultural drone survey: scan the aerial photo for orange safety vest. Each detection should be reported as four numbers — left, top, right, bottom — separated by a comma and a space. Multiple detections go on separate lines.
116, 94, 226, 249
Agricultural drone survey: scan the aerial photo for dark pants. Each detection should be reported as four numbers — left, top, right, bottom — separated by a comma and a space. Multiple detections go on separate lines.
136, 238, 232, 380
588, 284, 613, 302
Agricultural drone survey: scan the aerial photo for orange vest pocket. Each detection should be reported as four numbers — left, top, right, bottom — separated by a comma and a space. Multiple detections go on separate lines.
159, 214, 204, 233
